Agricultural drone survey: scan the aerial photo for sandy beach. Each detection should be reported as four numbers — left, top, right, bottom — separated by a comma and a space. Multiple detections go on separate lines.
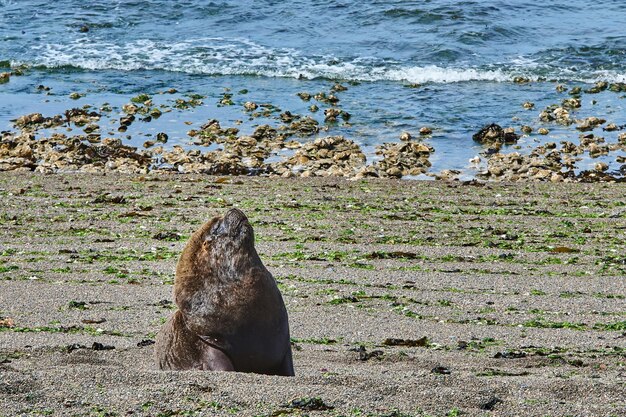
0, 172, 624, 416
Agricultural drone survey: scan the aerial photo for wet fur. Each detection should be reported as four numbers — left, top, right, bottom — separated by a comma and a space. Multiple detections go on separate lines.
155, 209, 294, 376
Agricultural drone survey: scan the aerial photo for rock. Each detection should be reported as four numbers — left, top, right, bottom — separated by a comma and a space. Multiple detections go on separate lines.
522, 101, 534, 109
594, 162, 608, 172
576, 117, 606, 132
243, 101, 258, 111
419, 126, 432, 135
156, 132, 168, 143
435, 169, 461, 181
386, 166, 402, 178
137, 339, 155, 347
561, 98, 581, 109
14, 113, 64, 131
472, 124, 519, 145
477, 149, 567, 182
92, 342, 114, 351
538, 128, 549, 135
513, 76, 530, 84
0, 72, 10, 84
587, 143, 609, 157
15, 113, 44, 127
374, 141, 433, 178
569, 86, 582, 96
560, 141, 581, 154
352, 165, 380, 179
274, 136, 366, 178
431, 366, 451, 374
69, 92, 82, 100
556, 84, 568, 93
331, 83, 348, 92
252, 125, 278, 141
577, 170, 618, 182
324, 108, 341, 122
285, 397, 334, 411
480, 397, 503, 411
521, 125, 533, 134
83, 124, 99, 134
122, 103, 138, 114
0, 130, 151, 174
296, 92, 311, 101
289, 116, 319, 136
584, 81, 608, 94
539, 105, 572, 125
65, 108, 100, 125
399, 132, 412, 141
355, 345, 384, 361
120, 115, 134, 127
603, 123, 618, 132
609, 83, 626, 92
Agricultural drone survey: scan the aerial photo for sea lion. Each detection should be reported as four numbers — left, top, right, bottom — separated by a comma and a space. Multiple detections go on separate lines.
155, 208, 294, 376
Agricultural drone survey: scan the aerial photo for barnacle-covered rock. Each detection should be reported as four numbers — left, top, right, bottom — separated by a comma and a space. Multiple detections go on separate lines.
472, 124, 519, 145
374, 141, 433, 178
272, 136, 365, 177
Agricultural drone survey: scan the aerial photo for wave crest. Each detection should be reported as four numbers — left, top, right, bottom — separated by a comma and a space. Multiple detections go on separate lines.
21, 37, 626, 84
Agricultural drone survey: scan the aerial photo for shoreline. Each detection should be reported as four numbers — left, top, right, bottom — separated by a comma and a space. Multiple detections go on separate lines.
1, 172, 624, 416
1, 70, 625, 182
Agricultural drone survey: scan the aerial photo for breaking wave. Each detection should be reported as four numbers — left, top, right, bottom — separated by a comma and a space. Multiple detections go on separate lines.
22, 37, 626, 84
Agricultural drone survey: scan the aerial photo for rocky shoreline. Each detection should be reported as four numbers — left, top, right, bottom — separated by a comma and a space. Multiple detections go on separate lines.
1, 72, 626, 182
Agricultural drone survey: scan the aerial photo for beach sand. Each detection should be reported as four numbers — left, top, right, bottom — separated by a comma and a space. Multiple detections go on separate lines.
0, 172, 624, 416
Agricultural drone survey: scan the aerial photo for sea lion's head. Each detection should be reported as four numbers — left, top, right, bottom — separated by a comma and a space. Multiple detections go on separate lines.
204, 208, 254, 251
175, 208, 259, 294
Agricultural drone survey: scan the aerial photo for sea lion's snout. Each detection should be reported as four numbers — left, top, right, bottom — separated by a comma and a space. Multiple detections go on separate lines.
222, 208, 249, 236
206, 208, 252, 244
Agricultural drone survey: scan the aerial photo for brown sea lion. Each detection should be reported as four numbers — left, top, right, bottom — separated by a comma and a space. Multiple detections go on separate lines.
155, 208, 294, 376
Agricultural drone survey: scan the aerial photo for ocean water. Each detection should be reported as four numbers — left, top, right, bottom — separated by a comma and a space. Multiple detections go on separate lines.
1, 0, 625, 177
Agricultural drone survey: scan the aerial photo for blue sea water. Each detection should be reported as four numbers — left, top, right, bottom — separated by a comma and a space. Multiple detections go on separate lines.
1, 0, 625, 176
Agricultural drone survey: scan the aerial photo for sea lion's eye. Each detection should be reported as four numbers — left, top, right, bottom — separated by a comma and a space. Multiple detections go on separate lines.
209, 221, 225, 236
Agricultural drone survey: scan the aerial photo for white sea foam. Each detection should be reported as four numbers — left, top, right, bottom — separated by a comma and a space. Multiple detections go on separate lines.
381, 66, 509, 83
24, 37, 626, 85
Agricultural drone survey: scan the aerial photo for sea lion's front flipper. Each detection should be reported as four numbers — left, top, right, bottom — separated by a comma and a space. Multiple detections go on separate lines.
199, 340, 235, 371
